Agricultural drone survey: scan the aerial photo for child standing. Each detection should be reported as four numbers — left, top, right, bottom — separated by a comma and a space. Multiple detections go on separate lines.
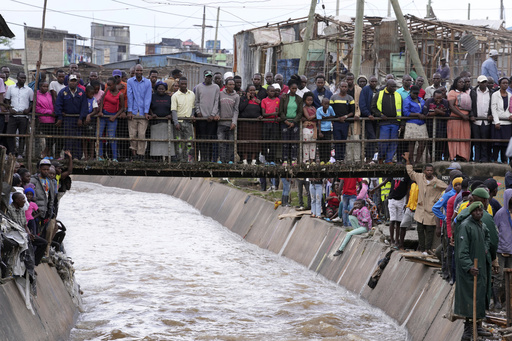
333, 199, 372, 256
260, 85, 280, 164
84, 85, 99, 160
24, 187, 40, 235
309, 178, 323, 218
316, 97, 335, 164
302, 92, 317, 163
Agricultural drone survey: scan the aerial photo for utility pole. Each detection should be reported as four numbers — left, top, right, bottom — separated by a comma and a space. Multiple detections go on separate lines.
336, 0, 339, 16
426, 0, 432, 18
211, 7, 220, 65
468, 3, 470, 20
387, 0, 391, 17
500, 0, 504, 20
193, 6, 213, 51
298, 0, 317, 75
390, 0, 428, 87
351, 0, 364, 78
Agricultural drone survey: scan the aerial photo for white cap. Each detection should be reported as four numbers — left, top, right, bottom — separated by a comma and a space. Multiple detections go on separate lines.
272, 83, 281, 90
490, 49, 499, 57
223, 72, 234, 80
477, 75, 488, 83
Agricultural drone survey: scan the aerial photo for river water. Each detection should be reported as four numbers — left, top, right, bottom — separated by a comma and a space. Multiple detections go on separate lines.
60, 181, 407, 341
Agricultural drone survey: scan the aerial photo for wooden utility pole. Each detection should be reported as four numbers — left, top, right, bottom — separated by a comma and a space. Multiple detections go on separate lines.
500, 0, 504, 20
351, 0, 364, 78
468, 3, 471, 20
390, 0, 428, 87
27, 0, 48, 171
193, 6, 213, 51
387, 0, 391, 17
298, 0, 317, 76
336, 0, 339, 16
211, 7, 220, 65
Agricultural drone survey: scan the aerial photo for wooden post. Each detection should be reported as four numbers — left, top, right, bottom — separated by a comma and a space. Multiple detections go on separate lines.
505, 268, 512, 326
298, 0, 317, 75
473, 258, 478, 338
351, 0, 364, 79
211, 7, 220, 65
390, 0, 428, 84
27, 0, 48, 172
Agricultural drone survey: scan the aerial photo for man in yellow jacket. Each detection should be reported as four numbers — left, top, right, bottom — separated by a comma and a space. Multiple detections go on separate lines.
370, 79, 402, 164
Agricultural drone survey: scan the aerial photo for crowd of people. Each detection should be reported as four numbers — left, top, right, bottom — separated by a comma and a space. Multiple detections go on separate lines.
272, 154, 512, 340
0, 49, 509, 165
1, 154, 72, 291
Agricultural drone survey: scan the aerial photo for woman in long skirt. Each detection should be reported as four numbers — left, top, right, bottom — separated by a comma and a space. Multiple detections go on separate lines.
447, 76, 471, 161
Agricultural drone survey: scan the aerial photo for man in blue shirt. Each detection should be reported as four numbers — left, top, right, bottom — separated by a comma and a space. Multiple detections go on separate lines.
127, 64, 152, 161
359, 76, 378, 162
481, 50, 499, 85
312, 75, 333, 109
55, 74, 88, 158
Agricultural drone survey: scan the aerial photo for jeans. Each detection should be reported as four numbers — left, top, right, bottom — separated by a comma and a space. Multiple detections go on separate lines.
471, 123, 490, 162
281, 123, 299, 161
333, 121, 349, 161
217, 125, 234, 163
417, 222, 435, 251
63, 116, 82, 158
99, 112, 118, 159
379, 124, 399, 163
296, 179, 311, 208
338, 194, 356, 227
337, 216, 368, 251
364, 120, 377, 160
281, 178, 291, 196
6, 116, 29, 156
309, 183, 323, 216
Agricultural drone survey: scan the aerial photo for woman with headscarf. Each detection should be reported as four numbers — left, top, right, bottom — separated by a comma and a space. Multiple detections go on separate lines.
149, 81, 173, 160
491, 77, 512, 163
447, 76, 472, 161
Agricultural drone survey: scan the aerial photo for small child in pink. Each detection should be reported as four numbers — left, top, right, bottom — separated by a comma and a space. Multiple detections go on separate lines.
24, 188, 39, 235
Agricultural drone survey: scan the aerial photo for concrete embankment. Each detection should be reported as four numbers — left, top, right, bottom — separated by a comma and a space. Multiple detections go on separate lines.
0, 264, 79, 341
75, 175, 463, 341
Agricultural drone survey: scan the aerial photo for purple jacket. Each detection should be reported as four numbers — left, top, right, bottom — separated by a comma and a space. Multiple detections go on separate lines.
495, 189, 512, 254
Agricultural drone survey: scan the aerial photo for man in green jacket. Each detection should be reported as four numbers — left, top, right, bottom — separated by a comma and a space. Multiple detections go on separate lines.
454, 201, 491, 341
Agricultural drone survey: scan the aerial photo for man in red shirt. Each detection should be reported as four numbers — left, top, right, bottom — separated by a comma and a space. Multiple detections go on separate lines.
333, 177, 362, 226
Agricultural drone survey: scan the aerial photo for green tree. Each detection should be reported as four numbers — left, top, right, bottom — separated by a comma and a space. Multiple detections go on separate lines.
0, 37, 14, 65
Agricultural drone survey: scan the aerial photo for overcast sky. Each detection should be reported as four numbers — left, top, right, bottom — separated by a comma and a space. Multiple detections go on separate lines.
2, 0, 511, 55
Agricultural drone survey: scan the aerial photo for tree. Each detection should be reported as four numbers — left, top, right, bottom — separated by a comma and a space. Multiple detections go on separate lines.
0, 37, 14, 66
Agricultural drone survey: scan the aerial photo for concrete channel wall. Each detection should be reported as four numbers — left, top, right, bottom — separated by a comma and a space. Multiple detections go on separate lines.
0, 264, 79, 341
76, 175, 464, 341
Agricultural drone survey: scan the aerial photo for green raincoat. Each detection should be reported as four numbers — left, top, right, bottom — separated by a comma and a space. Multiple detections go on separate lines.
454, 216, 491, 319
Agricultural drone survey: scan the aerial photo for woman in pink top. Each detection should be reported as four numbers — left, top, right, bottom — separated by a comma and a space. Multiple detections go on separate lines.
35, 81, 55, 158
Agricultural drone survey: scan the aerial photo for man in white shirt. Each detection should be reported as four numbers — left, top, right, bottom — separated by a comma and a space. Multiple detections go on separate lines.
49, 69, 66, 103
5, 72, 34, 158
470, 75, 492, 162
424, 73, 444, 99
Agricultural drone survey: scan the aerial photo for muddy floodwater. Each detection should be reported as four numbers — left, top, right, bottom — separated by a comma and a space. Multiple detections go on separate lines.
60, 182, 407, 341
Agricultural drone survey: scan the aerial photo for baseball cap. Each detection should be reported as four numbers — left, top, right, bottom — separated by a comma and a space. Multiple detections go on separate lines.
69, 74, 78, 81
477, 75, 488, 83
112, 69, 122, 77
447, 162, 461, 170
39, 159, 52, 166
490, 50, 499, 57
204, 70, 213, 77
440, 56, 446, 61
272, 83, 281, 91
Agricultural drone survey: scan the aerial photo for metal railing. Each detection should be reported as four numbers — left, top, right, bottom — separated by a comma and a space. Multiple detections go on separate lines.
0, 113, 506, 169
